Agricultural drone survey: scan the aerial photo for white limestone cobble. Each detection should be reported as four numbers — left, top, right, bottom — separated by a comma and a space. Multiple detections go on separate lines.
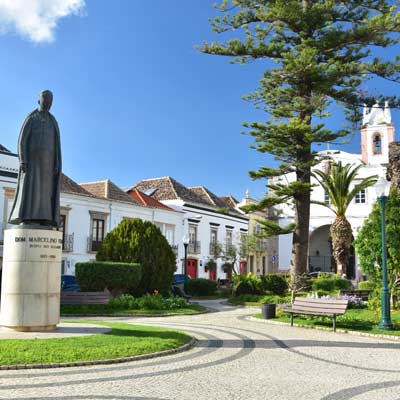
1, 300, 400, 400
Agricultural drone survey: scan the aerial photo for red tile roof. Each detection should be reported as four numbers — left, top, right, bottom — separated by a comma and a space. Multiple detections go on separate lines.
127, 189, 175, 211
80, 180, 139, 204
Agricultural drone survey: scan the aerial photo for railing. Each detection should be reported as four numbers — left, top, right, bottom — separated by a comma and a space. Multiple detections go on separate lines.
63, 233, 74, 252
188, 240, 201, 254
209, 242, 220, 256
87, 236, 103, 252
256, 240, 267, 252
225, 243, 235, 253
171, 244, 178, 255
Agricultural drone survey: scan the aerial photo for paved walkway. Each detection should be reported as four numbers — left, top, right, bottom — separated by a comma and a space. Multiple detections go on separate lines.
1, 300, 400, 400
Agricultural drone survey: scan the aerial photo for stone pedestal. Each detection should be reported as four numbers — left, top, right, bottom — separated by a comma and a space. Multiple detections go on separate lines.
0, 228, 62, 331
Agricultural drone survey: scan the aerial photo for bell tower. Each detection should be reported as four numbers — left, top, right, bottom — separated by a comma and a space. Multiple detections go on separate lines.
361, 101, 394, 166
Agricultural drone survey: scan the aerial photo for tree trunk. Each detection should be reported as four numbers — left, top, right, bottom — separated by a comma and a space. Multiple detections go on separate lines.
330, 215, 352, 276
290, 167, 311, 284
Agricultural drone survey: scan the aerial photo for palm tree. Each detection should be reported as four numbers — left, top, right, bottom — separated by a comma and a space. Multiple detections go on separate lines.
313, 162, 377, 276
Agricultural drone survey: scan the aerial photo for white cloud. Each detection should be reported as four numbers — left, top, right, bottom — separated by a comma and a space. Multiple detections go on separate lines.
0, 0, 85, 43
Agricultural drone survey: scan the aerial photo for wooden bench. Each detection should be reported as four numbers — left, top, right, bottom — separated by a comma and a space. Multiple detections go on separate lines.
61, 291, 111, 305
283, 297, 348, 332
340, 289, 371, 301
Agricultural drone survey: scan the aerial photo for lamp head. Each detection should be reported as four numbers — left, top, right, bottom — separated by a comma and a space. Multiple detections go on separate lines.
375, 175, 390, 199
182, 235, 190, 245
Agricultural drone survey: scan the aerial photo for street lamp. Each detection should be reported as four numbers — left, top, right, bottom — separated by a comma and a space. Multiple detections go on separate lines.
375, 175, 394, 330
182, 235, 189, 277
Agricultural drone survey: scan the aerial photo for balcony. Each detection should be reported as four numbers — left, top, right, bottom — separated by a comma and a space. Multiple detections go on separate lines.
87, 236, 103, 253
256, 240, 267, 252
171, 244, 178, 255
188, 240, 201, 254
225, 243, 236, 253
209, 242, 221, 256
63, 233, 74, 252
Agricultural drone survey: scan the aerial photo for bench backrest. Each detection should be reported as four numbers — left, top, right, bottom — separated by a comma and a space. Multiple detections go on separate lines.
61, 291, 110, 305
340, 289, 371, 301
292, 297, 348, 315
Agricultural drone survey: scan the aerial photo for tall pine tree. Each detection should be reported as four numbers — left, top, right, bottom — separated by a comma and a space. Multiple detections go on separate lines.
200, 1, 400, 283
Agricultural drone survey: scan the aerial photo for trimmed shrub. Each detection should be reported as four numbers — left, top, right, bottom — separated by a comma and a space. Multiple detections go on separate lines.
185, 278, 217, 296
311, 276, 350, 292
75, 261, 141, 294
232, 273, 261, 296
96, 219, 176, 295
109, 293, 188, 310
358, 280, 375, 290
260, 274, 288, 295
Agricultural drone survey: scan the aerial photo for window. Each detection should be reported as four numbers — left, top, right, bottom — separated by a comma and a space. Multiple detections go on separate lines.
226, 230, 233, 245
210, 228, 218, 244
92, 218, 105, 241
189, 224, 197, 243
165, 224, 175, 245
59, 215, 66, 249
324, 191, 330, 204
253, 224, 262, 235
373, 134, 382, 154
355, 189, 366, 204
91, 218, 105, 251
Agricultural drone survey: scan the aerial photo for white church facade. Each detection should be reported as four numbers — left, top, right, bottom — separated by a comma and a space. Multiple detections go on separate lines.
273, 102, 394, 278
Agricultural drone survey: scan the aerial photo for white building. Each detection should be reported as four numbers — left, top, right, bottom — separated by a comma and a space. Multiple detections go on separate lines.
0, 148, 183, 276
132, 177, 249, 280
273, 102, 394, 278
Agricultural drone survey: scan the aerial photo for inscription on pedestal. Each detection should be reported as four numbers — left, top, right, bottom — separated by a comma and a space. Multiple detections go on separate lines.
4, 229, 63, 263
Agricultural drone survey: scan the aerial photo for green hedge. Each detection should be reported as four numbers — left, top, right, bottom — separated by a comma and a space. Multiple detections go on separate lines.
232, 273, 261, 296
75, 261, 141, 294
185, 278, 217, 296
96, 219, 176, 295
260, 274, 288, 295
311, 276, 350, 292
358, 280, 375, 290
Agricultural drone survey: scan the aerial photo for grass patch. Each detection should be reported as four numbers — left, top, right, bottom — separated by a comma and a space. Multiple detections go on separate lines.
0, 321, 191, 366
254, 309, 400, 336
61, 304, 206, 316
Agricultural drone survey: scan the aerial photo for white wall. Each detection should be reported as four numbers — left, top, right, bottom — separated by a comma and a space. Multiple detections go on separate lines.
60, 193, 184, 275
272, 150, 386, 270
161, 199, 248, 279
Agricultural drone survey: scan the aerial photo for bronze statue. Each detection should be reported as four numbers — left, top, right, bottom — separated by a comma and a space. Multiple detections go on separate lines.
9, 90, 62, 228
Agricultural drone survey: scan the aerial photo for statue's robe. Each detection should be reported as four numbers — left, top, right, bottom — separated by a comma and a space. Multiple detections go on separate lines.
9, 109, 62, 227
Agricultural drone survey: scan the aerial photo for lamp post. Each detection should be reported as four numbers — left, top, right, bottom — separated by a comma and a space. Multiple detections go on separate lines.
182, 235, 189, 277
375, 175, 394, 330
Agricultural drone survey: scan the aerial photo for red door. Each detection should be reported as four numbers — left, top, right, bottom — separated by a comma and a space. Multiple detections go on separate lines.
240, 261, 247, 275
209, 269, 217, 281
186, 259, 198, 278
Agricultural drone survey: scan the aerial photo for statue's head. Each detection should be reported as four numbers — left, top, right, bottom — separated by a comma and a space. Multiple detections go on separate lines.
38, 90, 53, 112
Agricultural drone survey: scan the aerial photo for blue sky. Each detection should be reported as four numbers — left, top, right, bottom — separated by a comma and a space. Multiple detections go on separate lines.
0, 1, 398, 201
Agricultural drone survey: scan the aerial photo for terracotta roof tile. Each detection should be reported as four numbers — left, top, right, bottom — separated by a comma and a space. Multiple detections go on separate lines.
188, 186, 227, 208
80, 180, 139, 204
127, 189, 175, 211
61, 174, 95, 197
133, 177, 242, 214
134, 177, 205, 204
219, 195, 239, 209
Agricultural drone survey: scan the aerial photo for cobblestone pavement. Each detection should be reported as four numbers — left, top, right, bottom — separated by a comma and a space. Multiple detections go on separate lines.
2, 300, 400, 400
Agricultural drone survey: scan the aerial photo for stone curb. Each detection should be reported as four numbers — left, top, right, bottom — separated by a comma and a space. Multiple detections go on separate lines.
61, 310, 210, 318
247, 316, 400, 342
0, 337, 197, 371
